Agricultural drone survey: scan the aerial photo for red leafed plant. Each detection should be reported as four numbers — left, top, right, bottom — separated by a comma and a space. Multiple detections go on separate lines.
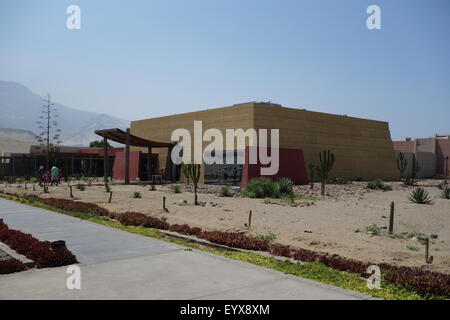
116, 212, 170, 230
270, 245, 292, 258
0, 220, 78, 268
199, 231, 270, 251
0, 258, 27, 274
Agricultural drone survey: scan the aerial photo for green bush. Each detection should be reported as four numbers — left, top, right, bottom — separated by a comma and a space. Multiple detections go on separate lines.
409, 188, 432, 204
366, 179, 392, 191
220, 186, 232, 197
438, 180, 448, 190
170, 185, 182, 193
133, 192, 142, 199
277, 178, 293, 195
256, 233, 277, 243
149, 185, 156, 191
76, 184, 86, 191
243, 178, 280, 198
440, 187, 450, 199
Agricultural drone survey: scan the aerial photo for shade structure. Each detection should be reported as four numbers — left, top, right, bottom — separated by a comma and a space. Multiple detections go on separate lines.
95, 128, 174, 184
95, 128, 173, 148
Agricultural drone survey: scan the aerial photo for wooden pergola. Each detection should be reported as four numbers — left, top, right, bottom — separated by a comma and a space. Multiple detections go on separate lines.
95, 128, 174, 184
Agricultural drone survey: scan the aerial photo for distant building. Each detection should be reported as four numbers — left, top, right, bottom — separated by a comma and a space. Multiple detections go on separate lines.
393, 134, 450, 178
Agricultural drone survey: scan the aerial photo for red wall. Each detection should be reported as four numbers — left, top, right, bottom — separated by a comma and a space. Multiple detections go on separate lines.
393, 141, 415, 153
113, 151, 141, 181
241, 146, 308, 187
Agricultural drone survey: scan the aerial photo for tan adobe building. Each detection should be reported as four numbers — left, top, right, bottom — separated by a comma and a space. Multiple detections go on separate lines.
130, 102, 399, 183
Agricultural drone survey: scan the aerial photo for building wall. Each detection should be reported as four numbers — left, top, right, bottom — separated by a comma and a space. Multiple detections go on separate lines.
252, 104, 398, 180
436, 139, 450, 176
416, 138, 436, 154
393, 141, 415, 153
131, 102, 399, 182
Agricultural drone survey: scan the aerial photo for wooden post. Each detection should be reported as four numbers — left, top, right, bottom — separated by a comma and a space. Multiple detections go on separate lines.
248, 210, 252, 228
103, 137, 108, 183
125, 128, 130, 185
147, 147, 152, 182
388, 201, 395, 236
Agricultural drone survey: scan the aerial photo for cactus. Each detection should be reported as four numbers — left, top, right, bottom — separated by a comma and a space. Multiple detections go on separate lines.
315, 150, 336, 196
163, 196, 168, 212
308, 163, 315, 189
425, 237, 433, 264
186, 164, 201, 205
396, 152, 408, 179
388, 201, 395, 236
181, 164, 190, 185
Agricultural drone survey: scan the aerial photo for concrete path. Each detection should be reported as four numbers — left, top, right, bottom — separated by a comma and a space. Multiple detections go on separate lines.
0, 198, 374, 300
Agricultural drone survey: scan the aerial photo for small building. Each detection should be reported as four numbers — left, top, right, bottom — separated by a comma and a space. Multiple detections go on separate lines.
393, 135, 450, 178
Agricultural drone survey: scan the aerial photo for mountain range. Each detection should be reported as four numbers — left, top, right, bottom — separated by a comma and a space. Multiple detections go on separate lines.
0, 80, 130, 148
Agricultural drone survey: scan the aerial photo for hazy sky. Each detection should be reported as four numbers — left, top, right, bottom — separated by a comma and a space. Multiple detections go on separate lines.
1, 0, 449, 140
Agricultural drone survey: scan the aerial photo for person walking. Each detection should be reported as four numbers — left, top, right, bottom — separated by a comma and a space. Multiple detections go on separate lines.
51, 166, 59, 186
36, 165, 44, 187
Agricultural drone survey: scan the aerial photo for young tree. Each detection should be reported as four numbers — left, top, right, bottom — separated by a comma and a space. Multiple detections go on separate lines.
89, 140, 112, 148
36, 93, 62, 169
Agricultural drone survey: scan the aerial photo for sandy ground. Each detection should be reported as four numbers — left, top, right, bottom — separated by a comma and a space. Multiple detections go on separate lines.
3, 180, 450, 274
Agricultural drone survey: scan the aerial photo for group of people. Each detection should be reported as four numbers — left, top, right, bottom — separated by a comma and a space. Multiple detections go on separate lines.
36, 165, 64, 187
222, 166, 242, 183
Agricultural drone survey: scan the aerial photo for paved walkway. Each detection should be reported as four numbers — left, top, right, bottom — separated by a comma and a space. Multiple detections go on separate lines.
0, 198, 374, 300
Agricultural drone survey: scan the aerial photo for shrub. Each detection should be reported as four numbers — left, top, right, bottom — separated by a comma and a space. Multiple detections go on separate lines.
149, 185, 156, 191
169, 224, 202, 236
170, 185, 182, 194
292, 248, 321, 263
437, 180, 448, 190
219, 186, 232, 197
256, 233, 277, 243
37, 197, 110, 216
0, 258, 27, 274
440, 187, 450, 200
0, 220, 77, 268
270, 245, 292, 258
243, 178, 280, 198
365, 224, 382, 236
133, 192, 142, 198
366, 179, 392, 191
409, 188, 432, 204
116, 212, 170, 230
76, 184, 86, 191
277, 178, 294, 195
199, 231, 270, 251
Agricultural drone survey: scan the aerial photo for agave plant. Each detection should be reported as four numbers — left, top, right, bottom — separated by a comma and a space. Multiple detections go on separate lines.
277, 177, 293, 196
440, 187, 450, 200
408, 188, 432, 204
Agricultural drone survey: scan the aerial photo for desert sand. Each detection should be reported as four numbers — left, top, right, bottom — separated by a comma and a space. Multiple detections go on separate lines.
3, 180, 450, 274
